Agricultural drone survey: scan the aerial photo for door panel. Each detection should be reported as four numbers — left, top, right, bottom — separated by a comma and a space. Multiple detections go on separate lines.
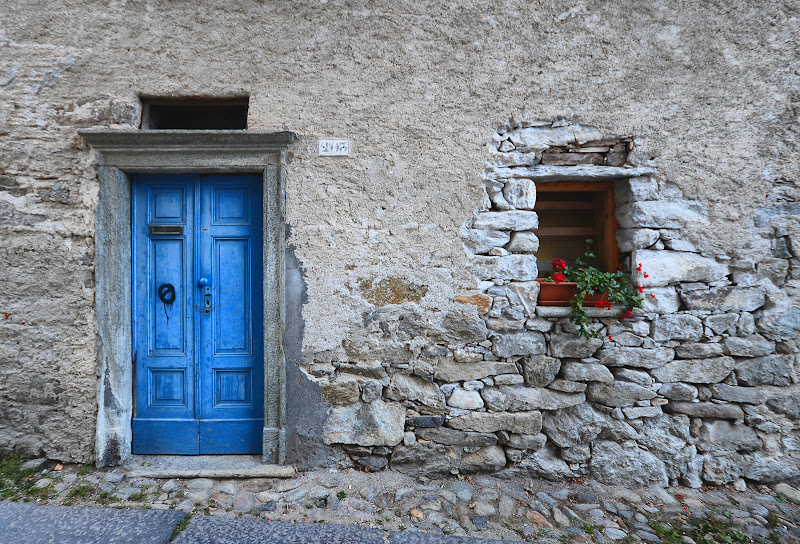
132, 174, 263, 455
197, 176, 264, 454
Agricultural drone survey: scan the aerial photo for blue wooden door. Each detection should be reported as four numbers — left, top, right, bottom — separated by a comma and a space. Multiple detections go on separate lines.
132, 174, 264, 454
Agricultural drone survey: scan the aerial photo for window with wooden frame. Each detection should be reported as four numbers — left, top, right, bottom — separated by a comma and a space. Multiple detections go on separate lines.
535, 180, 619, 276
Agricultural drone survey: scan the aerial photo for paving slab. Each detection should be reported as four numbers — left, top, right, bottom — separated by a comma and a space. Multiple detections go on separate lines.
172, 516, 385, 544
389, 534, 528, 543
0, 501, 185, 544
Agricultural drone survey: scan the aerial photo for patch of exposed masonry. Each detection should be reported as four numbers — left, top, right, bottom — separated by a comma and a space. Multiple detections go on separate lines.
302, 119, 799, 490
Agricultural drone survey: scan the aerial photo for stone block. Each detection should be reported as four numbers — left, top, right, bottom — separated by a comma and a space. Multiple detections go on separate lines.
766, 392, 800, 419
590, 441, 668, 487
390, 443, 460, 477
562, 444, 591, 463
322, 376, 361, 405
446, 388, 484, 409
745, 454, 800, 484
448, 411, 542, 434
462, 229, 511, 254
549, 333, 603, 358
560, 361, 614, 383
622, 405, 663, 419
586, 381, 657, 407
505, 280, 540, 316
407, 415, 445, 428
616, 201, 708, 229
437, 313, 490, 343
469, 255, 538, 281
681, 286, 766, 312
664, 402, 744, 419
674, 343, 723, 359
735, 354, 794, 386
323, 400, 405, 446
658, 383, 698, 401
596, 347, 674, 369
615, 228, 660, 252
708, 384, 763, 404
492, 331, 546, 357
481, 386, 585, 411
652, 314, 704, 342
416, 428, 497, 447
472, 210, 539, 231
641, 286, 681, 314
520, 355, 560, 389
612, 367, 653, 386
756, 297, 800, 340
514, 444, 576, 480
500, 433, 547, 451
722, 335, 775, 357
502, 179, 536, 209
460, 445, 507, 472
541, 403, 603, 448
650, 356, 735, 383
494, 373, 524, 385
506, 231, 540, 253
632, 250, 728, 287
697, 421, 762, 453
385, 374, 444, 408
547, 379, 586, 393
506, 124, 603, 151
614, 176, 660, 204
434, 360, 518, 382
485, 180, 510, 210
705, 314, 739, 336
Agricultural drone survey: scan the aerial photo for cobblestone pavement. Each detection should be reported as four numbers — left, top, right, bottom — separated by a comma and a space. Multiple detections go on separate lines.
2, 458, 800, 543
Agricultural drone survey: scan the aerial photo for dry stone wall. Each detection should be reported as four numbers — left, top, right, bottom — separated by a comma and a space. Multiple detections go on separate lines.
313, 120, 800, 488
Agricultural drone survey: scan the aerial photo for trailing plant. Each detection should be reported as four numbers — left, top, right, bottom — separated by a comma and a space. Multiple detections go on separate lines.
544, 239, 643, 339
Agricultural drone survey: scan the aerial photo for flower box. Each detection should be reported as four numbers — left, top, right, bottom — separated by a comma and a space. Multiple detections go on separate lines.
536, 279, 609, 307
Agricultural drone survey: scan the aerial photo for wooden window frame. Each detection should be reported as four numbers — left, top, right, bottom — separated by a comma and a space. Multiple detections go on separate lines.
535, 180, 619, 276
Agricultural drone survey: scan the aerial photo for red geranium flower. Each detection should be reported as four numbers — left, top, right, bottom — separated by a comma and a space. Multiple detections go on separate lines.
621, 309, 632, 320
595, 300, 611, 310
636, 263, 643, 271
552, 272, 565, 283
637, 286, 644, 293
552, 258, 567, 271
608, 335, 614, 342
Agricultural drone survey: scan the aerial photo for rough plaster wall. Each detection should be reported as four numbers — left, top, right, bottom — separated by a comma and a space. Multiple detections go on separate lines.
0, 0, 798, 462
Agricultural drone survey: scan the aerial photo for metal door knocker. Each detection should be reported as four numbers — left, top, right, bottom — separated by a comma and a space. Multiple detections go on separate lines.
158, 283, 175, 320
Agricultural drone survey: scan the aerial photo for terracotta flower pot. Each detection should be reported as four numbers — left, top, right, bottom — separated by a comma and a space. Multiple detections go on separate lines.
536, 279, 609, 307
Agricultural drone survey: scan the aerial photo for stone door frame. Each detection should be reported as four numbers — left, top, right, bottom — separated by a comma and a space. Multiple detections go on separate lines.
79, 130, 296, 466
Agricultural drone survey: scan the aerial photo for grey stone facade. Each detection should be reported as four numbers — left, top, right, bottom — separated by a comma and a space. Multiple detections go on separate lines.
0, 1, 798, 487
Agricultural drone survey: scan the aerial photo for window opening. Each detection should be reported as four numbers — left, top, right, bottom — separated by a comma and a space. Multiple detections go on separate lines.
140, 97, 249, 130
536, 181, 618, 275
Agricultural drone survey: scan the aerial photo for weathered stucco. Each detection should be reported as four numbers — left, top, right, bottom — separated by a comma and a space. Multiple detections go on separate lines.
0, 0, 798, 484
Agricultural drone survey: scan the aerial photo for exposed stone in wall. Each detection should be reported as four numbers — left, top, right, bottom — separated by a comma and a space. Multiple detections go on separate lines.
310, 119, 800, 488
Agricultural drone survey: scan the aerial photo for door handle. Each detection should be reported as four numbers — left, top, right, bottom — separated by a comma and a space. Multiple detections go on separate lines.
199, 278, 212, 315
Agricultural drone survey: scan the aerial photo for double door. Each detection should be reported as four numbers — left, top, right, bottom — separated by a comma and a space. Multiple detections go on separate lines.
132, 174, 264, 454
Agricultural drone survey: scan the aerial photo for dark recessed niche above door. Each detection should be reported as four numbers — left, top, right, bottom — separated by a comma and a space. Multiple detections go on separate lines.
140, 97, 249, 130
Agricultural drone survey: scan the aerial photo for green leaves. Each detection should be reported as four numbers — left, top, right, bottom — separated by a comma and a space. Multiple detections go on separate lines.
549, 240, 643, 339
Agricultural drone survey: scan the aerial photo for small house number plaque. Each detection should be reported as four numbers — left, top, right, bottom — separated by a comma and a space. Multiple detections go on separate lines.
318, 139, 350, 156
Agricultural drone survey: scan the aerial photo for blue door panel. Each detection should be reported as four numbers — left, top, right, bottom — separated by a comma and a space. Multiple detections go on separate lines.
151, 238, 187, 352
132, 174, 263, 454
132, 419, 199, 455
199, 420, 263, 454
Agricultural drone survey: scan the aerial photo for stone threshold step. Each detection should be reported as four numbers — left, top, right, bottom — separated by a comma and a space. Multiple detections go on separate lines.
123, 455, 295, 479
